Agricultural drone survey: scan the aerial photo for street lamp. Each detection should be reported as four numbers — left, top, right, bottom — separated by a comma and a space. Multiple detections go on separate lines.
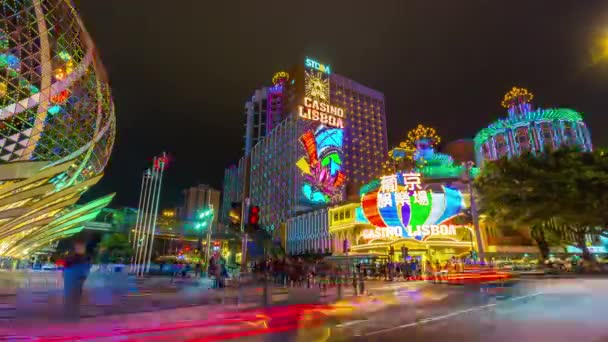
461, 161, 485, 264
195, 207, 214, 271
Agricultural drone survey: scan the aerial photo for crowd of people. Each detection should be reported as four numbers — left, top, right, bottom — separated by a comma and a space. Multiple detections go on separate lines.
246, 255, 483, 288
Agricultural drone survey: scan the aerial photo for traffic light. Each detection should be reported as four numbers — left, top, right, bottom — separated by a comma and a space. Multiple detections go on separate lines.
248, 205, 260, 225
229, 202, 242, 225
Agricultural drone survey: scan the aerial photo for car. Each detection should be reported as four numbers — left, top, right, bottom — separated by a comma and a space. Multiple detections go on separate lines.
41, 263, 59, 271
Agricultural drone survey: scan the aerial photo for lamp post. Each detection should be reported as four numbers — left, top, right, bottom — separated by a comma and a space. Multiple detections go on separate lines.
195, 206, 214, 273
461, 161, 485, 264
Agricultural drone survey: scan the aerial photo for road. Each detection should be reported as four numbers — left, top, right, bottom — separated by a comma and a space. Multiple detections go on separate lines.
257, 277, 608, 342
2, 277, 608, 341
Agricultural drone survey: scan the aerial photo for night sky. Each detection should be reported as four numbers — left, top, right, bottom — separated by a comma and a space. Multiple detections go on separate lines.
77, 0, 608, 208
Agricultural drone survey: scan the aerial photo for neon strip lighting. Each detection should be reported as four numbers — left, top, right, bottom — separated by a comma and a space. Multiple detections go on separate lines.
361, 192, 387, 227
408, 192, 432, 229
424, 192, 447, 225
378, 193, 401, 227
333, 171, 345, 188
300, 131, 318, 167
436, 186, 463, 223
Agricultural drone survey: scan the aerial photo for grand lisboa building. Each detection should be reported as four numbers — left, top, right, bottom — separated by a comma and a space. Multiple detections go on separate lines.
475, 87, 592, 166
0, 0, 115, 258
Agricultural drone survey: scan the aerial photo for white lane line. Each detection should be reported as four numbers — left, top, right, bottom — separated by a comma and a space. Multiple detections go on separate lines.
358, 292, 543, 337
336, 320, 369, 328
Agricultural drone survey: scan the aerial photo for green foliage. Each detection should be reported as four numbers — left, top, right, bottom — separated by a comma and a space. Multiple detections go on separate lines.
97, 233, 132, 264
475, 147, 608, 261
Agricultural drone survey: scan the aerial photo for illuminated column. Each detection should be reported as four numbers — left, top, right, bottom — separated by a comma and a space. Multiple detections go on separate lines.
132, 169, 153, 275
130, 170, 151, 273
132, 154, 167, 277
138, 165, 159, 276
130, 172, 147, 245
145, 155, 166, 273
136, 165, 157, 277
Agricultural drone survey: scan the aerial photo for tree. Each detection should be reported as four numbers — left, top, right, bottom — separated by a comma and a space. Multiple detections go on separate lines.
475, 152, 562, 261
97, 233, 133, 264
476, 147, 608, 262
543, 148, 608, 260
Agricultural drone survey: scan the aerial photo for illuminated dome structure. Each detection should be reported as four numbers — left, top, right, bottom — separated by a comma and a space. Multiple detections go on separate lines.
384, 124, 478, 179
0, 0, 116, 257
475, 87, 592, 166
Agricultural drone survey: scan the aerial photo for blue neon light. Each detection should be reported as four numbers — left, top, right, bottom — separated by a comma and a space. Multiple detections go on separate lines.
355, 207, 369, 223
378, 193, 401, 227
316, 128, 343, 152
48, 105, 61, 115
436, 186, 464, 223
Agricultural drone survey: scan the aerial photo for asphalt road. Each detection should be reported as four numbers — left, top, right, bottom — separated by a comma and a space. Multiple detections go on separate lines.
3, 277, 608, 341
246, 278, 608, 342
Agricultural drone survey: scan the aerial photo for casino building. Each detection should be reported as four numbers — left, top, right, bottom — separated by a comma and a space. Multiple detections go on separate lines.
475, 87, 593, 166
222, 58, 388, 236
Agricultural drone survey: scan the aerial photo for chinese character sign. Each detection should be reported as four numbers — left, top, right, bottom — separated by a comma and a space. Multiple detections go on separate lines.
360, 172, 466, 240
380, 175, 398, 193
403, 172, 422, 191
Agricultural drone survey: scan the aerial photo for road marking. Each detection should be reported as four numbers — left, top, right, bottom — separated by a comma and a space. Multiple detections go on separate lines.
336, 320, 368, 328
358, 292, 543, 337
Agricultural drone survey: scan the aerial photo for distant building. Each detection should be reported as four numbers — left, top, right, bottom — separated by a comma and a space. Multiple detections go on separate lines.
244, 83, 286, 156
475, 87, 592, 166
444, 139, 475, 164
182, 184, 220, 224
220, 165, 241, 224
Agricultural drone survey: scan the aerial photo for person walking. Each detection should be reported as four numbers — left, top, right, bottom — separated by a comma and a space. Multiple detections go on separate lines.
194, 262, 202, 278
63, 240, 91, 320
208, 257, 218, 288
410, 259, 418, 280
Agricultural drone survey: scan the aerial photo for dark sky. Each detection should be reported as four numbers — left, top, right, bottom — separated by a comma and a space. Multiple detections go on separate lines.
77, 0, 608, 208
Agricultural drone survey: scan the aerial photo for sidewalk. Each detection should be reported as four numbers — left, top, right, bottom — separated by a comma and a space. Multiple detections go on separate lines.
0, 274, 219, 322
0, 284, 364, 340
0, 279, 434, 340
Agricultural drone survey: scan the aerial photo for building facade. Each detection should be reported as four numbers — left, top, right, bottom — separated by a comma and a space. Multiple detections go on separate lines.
243, 74, 288, 156
250, 115, 300, 230
220, 165, 240, 224
286, 208, 331, 255
182, 184, 220, 223
244, 87, 269, 156
251, 58, 388, 233
475, 87, 593, 166
330, 73, 388, 190
225, 58, 388, 243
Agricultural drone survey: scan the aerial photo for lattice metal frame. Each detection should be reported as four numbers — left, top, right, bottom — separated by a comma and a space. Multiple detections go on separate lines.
1, 0, 115, 187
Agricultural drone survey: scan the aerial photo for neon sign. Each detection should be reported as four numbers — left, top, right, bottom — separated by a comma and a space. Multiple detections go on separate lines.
305, 58, 331, 74
298, 57, 345, 205
360, 171, 466, 240
361, 224, 459, 241
406, 224, 457, 237
298, 97, 345, 128
362, 227, 401, 240
297, 126, 345, 204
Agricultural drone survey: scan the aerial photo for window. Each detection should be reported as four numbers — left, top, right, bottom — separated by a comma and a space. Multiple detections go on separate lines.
334, 213, 339, 222
345, 210, 351, 219
340, 212, 344, 220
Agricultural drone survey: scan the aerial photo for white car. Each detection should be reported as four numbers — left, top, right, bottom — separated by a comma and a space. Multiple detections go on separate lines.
41, 263, 59, 271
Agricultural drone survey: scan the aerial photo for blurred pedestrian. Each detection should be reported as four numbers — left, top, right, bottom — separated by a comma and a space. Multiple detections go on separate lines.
208, 257, 218, 288
194, 262, 202, 278
63, 240, 91, 320
411, 259, 418, 279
